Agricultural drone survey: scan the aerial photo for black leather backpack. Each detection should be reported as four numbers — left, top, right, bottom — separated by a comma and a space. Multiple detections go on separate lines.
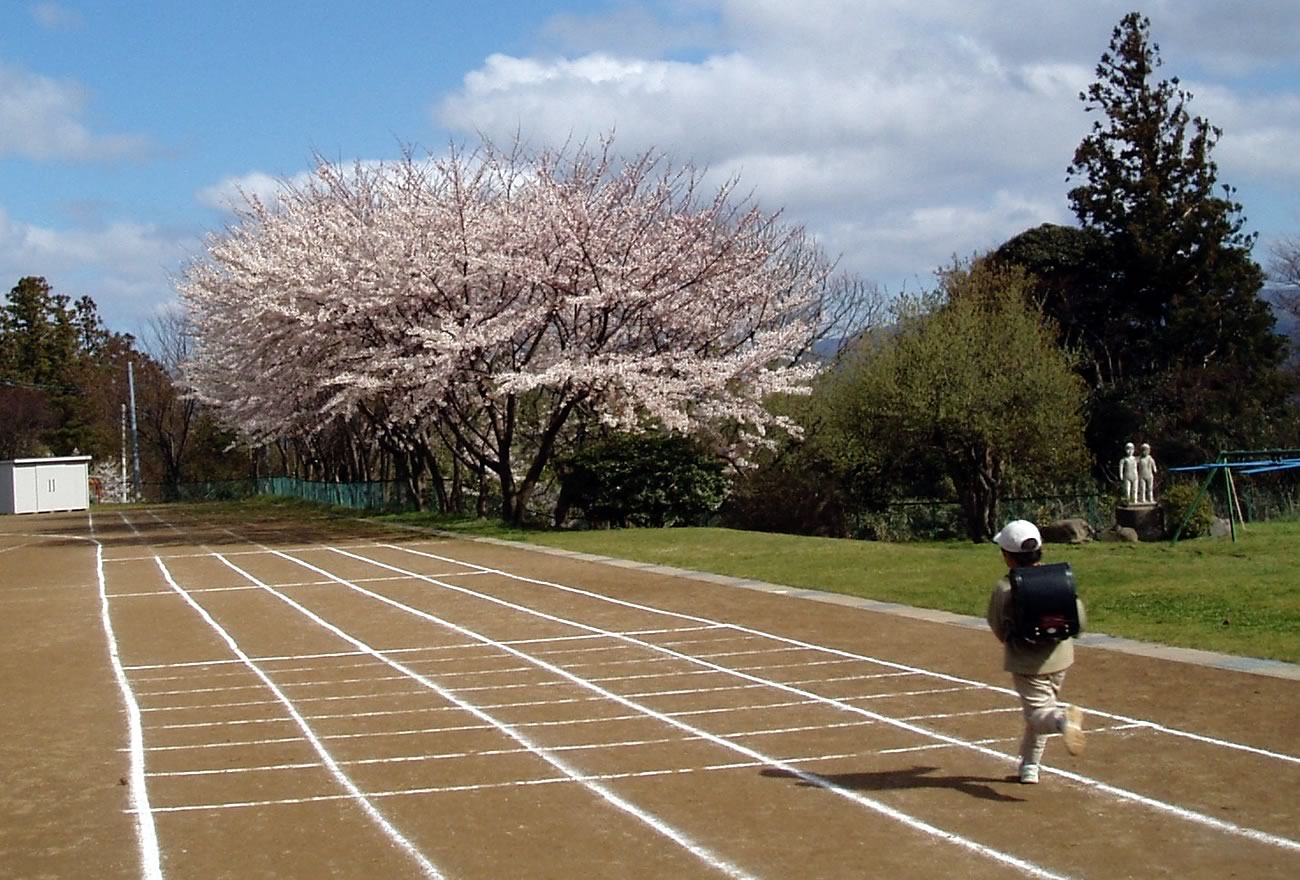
1009, 562, 1081, 643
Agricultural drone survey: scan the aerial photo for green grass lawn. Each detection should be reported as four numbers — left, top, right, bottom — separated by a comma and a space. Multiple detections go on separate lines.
375, 511, 1300, 664
161, 499, 1299, 664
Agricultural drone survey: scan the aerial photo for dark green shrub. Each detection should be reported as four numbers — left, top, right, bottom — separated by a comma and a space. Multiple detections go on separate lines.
1161, 479, 1216, 538
721, 452, 850, 537
554, 433, 729, 528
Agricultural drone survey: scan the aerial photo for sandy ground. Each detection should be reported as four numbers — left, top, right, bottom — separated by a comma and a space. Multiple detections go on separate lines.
1, 507, 1297, 879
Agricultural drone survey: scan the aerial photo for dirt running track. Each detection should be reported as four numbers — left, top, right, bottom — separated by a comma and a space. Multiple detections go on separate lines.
1, 508, 1298, 879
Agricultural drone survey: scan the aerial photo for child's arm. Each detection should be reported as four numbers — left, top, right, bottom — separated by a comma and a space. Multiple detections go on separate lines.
986, 581, 1011, 643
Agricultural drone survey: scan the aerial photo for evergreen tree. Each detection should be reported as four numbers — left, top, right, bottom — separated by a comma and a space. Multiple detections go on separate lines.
992, 223, 1113, 385
1065, 12, 1289, 461
2, 277, 122, 456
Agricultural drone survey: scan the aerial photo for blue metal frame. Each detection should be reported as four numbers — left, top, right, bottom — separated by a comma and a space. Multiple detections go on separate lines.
1167, 449, 1300, 543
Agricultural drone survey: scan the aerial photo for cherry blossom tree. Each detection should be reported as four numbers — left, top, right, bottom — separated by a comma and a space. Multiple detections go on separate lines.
181, 138, 845, 523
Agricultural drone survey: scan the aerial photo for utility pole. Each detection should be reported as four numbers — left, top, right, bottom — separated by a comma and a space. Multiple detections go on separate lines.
127, 360, 143, 500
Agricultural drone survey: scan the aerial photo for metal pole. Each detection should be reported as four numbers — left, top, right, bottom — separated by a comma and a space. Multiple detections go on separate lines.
1223, 462, 1237, 542
120, 404, 128, 503
1171, 457, 1221, 545
127, 361, 143, 500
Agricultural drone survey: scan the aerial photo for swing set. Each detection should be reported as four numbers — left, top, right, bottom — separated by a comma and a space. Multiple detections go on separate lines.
1166, 448, 1300, 544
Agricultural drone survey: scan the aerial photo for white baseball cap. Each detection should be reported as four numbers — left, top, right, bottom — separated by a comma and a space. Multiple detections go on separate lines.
993, 519, 1042, 553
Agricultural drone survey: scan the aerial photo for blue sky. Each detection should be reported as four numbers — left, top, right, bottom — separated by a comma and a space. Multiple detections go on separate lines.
3, 1, 1299, 333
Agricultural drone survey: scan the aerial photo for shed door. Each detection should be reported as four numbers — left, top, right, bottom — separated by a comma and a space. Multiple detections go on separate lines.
10, 466, 39, 514
35, 463, 88, 512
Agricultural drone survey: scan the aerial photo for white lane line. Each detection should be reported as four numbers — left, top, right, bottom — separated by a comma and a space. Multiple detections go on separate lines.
92, 514, 163, 880
344, 545, 1300, 855
137, 673, 441, 698
147, 719, 886, 778
136, 703, 1021, 754
110, 574, 452, 598
146, 692, 936, 733
112, 586, 264, 598
391, 543, 1300, 768
878, 723, 1146, 755
135, 657, 912, 698
151, 556, 446, 880
277, 550, 1068, 880
134, 662, 924, 699
107, 544, 388, 563
133, 652, 550, 685
121, 626, 721, 672
0, 541, 34, 554
137, 672, 972, 714
212, 553, 760, 880
148, 714, 882, 759
135, 751, 906, 814
124, 646, 483, 671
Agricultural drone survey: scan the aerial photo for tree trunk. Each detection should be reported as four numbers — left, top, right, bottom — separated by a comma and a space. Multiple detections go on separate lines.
954, 447, 1003, 542
416, 438, 449, 513
451, 452, 464, 515
503, 393, 584, 527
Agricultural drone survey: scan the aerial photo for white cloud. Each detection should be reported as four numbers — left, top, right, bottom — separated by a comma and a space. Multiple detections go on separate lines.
435, 1, 1300, 287
0, 63, 151, 161
0, 206, 197, 329
805, 190, 1070, 287
196, 171, 298, 212
1180, 85, 1300, 184
30, 2, 83, 30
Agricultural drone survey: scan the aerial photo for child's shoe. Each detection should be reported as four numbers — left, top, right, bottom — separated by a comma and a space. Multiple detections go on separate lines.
1061, 705, 1086, 755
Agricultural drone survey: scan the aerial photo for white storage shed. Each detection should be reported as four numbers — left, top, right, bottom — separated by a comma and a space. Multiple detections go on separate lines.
0, 455, 92, 514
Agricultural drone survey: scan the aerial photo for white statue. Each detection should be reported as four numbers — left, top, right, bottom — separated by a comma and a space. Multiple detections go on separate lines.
1119, 442, 1138, 504
1137, 443, 1157, 504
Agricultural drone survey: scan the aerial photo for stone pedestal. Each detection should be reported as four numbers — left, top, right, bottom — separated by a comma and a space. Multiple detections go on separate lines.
1116, 504, 1164, 541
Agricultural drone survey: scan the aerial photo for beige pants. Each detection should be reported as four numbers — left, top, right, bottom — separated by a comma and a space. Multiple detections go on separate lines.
1012, 670, 1067, 765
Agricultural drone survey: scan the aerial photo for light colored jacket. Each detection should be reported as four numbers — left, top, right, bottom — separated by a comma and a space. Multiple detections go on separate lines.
986, 574, 1086, 675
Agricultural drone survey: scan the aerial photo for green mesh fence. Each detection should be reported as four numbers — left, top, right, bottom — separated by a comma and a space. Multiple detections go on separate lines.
255, 476, 414, 512
861, 493, 1107, 541
998, 494, 1106, 531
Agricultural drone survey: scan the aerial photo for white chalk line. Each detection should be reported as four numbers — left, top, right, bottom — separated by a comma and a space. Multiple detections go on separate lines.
339, 544, 1300, 855
147, 717, 881, 777
90, 514, 163, 880
133, 662, 918, 699
151, 718, 1147, 781
269, 549, 1069, 880
144, 698, 814, 736
878, 723, 1147, 756
141, 703, 944, 754
108, 573, 446, 598
150, 555, 446, 880
120, 625, 724, 672
206, 552, 761, 880
139, 694, 1006, 752
391, 543, 1300, 769
128, 644, 857, 689
136, 753, 872, 814
105, 539, 392, 563
146, 692, 976, 734
0, 541, 34, 554
138, 673, 973, 714
129, 649, 894, 696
